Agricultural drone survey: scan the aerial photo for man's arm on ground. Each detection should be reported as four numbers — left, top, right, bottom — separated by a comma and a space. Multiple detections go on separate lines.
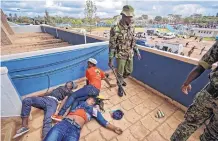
93, 109, 122, 134
106, 123, 123, 135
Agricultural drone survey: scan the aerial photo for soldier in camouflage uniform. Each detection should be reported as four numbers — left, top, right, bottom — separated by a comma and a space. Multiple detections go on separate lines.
108, 5, 141, 97
171, 41, 218, 141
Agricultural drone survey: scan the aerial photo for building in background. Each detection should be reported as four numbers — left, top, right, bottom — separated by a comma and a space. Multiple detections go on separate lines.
190, 28, 218, 37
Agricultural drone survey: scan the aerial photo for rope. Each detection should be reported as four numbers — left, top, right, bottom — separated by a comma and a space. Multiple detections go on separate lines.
11, 47, 107, 80
45, 74, 50, 94
9, 47, 105, 73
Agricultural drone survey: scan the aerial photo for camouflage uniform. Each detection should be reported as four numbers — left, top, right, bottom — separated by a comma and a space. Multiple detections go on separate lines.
171, 41, 218, 141
109, 5, 140, 93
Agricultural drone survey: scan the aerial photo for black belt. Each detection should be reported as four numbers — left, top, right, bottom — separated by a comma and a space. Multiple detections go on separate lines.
205, 84, 218, 98
64, 118, 81, 129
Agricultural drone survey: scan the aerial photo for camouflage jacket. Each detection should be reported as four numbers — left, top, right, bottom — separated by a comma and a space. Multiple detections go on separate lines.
199, 41, 218, 89
108, 21, 139, 60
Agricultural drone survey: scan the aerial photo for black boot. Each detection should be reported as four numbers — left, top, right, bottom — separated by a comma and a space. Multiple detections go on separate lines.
118, 86, 124, 97
122, 81, 127, 87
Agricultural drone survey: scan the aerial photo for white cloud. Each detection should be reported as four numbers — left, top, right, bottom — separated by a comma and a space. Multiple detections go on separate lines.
152, 5, 156, 10
2, 1, 217, 18
45, 0, 54, 7
172, 4, 206, 16
95, 0, 123, 9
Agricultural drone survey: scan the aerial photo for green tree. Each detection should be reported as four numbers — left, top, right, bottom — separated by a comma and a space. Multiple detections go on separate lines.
141, 14, 148, 20
105, 19, 113, 25
76, 19, 83, 26
19, 16, 31, 23
45, 10, 51, 24
154, 16, 162, 22
9, 13, 13, 21
148, 19, 153, 24
84, 0, 97, 32
184, 17, 191, 24
95, 16, 101, 23
162, 17, 169, 23
14, 13, 18, 21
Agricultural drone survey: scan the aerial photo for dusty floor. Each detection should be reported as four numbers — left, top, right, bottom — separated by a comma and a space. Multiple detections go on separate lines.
1, 76, 203, 141
85, 29, 215, 60
1, 33, 70, 55
145, 36, 215, 59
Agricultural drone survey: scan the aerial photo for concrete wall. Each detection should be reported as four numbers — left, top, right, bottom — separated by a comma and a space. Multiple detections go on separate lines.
1, 67, 21, 117
1, 24, 12, 46
1, 42, 110, 96
132, 47, 210, 107
11, 25, 42, 33
41, 26, 104, 45
1, 9, 14, 35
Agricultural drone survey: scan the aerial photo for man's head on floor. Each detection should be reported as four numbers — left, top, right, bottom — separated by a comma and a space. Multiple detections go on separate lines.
86, 96, 97, 106
65, 81, 78, 90
88, 58, 97, 68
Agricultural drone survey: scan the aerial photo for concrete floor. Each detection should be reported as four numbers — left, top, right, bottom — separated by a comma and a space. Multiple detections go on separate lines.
1, 75, 204, 141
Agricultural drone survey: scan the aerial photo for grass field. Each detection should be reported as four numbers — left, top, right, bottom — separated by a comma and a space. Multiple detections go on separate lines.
203, 37, 215, 41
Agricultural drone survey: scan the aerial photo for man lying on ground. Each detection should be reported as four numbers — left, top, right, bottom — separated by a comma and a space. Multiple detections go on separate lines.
52, 58, 116, 121
13, 81, 77, 139
44, 96, 123, 141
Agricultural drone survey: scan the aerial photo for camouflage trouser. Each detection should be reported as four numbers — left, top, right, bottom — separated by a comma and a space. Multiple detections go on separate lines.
171, 87, 218, 141
116, 58, 133, 85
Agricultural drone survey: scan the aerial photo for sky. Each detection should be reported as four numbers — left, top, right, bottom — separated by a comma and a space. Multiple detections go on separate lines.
1, 0, 218, 19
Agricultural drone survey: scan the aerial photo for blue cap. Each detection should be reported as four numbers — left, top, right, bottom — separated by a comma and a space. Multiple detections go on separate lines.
112, 110, 124, 120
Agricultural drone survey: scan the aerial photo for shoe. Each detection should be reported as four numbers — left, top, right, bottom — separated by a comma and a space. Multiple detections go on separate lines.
13, 127, 29, 139
51, 115, 63, 122
122, 81, 127, 87
118, 87, 124, 97
105, 73, 109, 78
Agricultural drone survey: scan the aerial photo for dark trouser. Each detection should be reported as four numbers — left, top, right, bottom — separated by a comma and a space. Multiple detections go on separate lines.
171, 88, 218, 141
21, 96, 57, 138
58, 85, 99, 116
44, 119, 80, 141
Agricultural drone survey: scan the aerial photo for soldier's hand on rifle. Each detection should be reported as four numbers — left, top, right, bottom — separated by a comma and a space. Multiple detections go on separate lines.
110, 84, 116, 88
181, 84, 192, 95
108, 59, 113, 68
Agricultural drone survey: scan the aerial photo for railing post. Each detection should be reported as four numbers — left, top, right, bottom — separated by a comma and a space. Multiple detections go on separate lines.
1, 67, 22, 117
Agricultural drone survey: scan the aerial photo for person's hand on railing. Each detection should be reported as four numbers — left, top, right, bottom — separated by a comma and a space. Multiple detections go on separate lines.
108, 59, 113, 68
137, 53, 141, 60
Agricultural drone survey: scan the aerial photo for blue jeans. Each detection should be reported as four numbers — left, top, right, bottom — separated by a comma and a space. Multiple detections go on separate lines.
58, 85, 100, 116
44, 119, 80, 141
70, 97, 88, 111
21, 96, 57, 138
